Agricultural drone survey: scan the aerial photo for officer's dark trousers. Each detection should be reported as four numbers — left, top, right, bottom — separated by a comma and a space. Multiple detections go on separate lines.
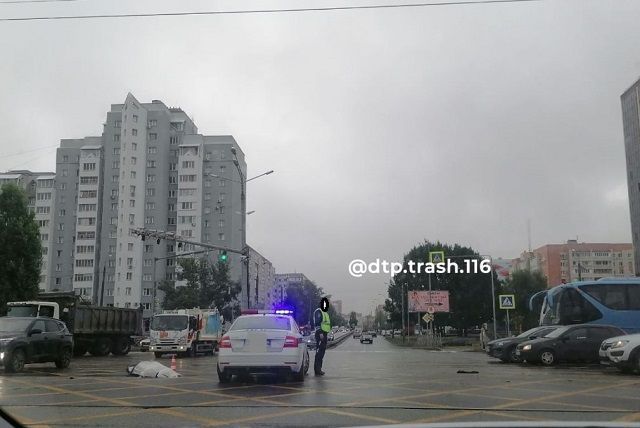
314, 329, 328, 373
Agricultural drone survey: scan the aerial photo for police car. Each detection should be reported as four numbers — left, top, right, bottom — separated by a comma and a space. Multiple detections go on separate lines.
217, 310, 310, 383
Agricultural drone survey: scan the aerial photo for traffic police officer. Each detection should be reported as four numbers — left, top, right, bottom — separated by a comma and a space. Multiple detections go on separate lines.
313, 297, 331, 376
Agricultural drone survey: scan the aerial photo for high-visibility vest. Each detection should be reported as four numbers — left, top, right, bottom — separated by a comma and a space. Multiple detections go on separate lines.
321, 311, 331, 333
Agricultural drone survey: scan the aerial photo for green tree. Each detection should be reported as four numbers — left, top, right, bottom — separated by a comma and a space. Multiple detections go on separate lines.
0, 184, 41, 312
387, 241, 496, 335
159, 257, 241, 320
349, 311, 358, 327
282, 279, 324, 326
502, 270, 547, 332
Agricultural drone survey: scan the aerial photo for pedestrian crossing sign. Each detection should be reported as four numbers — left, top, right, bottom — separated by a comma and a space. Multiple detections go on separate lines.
499, 294, 515, 310
429, 251, 445, 264
422, 313, 434, 323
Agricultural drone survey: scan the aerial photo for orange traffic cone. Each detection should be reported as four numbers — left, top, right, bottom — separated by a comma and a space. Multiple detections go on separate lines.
170, 354, 177, 371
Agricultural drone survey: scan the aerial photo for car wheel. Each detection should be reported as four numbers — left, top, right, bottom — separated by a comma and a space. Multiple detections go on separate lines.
293, 361, 305, 382
540, 349, 556, 366
89, 338, 112, 357
73, 345, 87, 357
111, 337, 131, 356
508, 347, 521, 363
55, 348, 72, 369
217, 366, 231, 384
5, 349, 26, 373
303, 349, 310, 375
154, 352, 163, 359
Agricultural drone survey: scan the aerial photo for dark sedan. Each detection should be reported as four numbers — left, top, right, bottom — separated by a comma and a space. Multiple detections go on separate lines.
516, 324, 626, 366
486, 326, 559, 363
0, 317, 74, 373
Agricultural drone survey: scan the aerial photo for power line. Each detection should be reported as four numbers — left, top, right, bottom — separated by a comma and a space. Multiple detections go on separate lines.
3, 144, 58, 159
0, 0, 542, 22
0, 0, 85, 4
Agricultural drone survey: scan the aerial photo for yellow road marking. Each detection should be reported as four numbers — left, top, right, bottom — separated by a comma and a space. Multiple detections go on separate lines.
29, 409, 145, 425
322, 408, 399, 424
207, 407, 316, 427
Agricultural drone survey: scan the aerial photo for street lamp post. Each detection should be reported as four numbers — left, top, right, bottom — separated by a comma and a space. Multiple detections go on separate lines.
208, 161, 273, 310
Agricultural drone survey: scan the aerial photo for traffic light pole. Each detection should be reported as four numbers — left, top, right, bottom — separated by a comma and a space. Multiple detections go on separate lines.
152, 248, 212, 315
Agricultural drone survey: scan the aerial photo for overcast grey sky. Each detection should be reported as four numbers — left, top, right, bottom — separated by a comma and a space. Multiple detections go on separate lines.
1, 0, 640, 314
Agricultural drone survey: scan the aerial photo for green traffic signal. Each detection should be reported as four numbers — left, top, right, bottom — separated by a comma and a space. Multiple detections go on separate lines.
219, 250, 228, 263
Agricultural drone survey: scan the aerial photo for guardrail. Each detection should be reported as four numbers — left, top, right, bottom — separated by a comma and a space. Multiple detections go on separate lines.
327, 331, 352, 348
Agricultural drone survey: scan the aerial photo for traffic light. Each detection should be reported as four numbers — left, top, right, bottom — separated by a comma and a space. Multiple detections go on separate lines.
218, 250, 228, 263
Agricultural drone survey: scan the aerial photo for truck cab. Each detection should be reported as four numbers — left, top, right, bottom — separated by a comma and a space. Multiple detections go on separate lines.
7, 302, 60, 319
150, 309, 223, 358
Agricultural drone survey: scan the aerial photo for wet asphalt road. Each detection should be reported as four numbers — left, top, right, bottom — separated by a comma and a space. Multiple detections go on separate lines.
1, 336, 640, 427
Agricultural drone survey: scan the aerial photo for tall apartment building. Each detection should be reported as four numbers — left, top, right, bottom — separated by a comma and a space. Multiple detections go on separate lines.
622, 77, 640, 273
333, 299, 343, 316
511, 240, 635, 287
247, 246, 275, 309
0, 170, 56, 292
268, 273, 311, 309
48, 93, 248, 318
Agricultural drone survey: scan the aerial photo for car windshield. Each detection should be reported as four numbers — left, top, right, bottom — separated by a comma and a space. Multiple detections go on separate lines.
150, 315, 188, 331
0, 318, 32, 333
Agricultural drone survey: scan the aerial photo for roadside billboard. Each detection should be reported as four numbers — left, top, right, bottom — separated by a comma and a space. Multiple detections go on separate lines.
408, 290, 450, 313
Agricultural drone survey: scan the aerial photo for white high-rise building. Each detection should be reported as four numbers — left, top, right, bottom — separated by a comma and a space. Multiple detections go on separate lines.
48, 94, 252, 320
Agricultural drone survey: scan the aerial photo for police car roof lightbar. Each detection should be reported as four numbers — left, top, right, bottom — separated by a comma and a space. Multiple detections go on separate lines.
241, 309, 294, 315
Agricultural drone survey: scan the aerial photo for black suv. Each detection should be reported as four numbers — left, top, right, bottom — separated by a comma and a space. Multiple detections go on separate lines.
0, 317, 73, 373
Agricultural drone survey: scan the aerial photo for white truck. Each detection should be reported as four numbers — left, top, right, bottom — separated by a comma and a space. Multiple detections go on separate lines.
149, 309, 223, 358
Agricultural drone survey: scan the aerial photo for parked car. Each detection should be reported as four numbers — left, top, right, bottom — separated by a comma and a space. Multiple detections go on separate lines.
599, 333, 640, 373
0, 317, 73, 373
360, 332, 373, 344
516, 324, 625, 366
139, 338, 150, 352
486, 326, 559, 363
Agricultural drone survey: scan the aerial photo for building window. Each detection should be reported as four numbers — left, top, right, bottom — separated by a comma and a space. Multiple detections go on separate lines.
145, 216, 154, 225
62, 155, 69, 162
145, 202, 156, 210
147, 147, 157, 155
169, 163, 177, 171
62, 169, 68, 177
146, 188, 156, 197
132, 114, 138, 123
131, 143, 137, 151
181, 202, 193, 210
170, 136, 178, 145
114, 120, 121, 128
218, 233, 225, 241
131, 157, 137, 165
168, 175, 177, 184
83, 163, 96, 171
168, 217, 176, 225
150, 133, 158, 140
146, 175, 156, 183
168, 203, 175, 211
168, 190, 176, 198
